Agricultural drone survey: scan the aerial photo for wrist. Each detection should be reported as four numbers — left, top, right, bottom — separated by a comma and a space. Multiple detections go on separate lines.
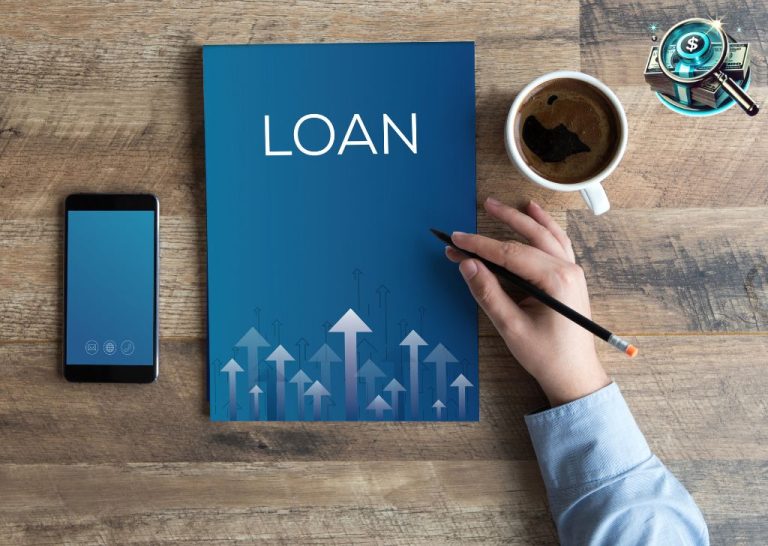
536, 363, 610, 407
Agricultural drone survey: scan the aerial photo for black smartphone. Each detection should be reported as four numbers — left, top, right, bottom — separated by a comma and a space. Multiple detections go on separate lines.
63, 193, 159, 382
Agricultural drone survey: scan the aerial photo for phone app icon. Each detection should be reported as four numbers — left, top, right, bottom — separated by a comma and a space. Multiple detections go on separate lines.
103, 340, 117, 355
85, 340, 99, 355
120, 339, 135, 356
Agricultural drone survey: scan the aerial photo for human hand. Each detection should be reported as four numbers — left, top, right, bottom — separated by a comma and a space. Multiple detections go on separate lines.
446, 197, 610, 406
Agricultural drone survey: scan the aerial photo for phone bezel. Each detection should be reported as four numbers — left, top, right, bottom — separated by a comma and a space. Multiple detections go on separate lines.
63, 193, 159, 383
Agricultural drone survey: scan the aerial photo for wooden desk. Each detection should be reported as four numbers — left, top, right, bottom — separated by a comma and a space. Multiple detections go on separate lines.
1, 1, 766, 543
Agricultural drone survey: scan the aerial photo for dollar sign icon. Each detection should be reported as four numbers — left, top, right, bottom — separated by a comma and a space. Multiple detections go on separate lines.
685, 36, 700, 52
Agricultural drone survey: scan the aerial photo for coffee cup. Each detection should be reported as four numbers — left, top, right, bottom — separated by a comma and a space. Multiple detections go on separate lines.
505, 71, 628, 215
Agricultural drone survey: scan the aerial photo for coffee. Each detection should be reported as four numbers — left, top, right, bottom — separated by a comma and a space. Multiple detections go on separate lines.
515, 78, 621, 184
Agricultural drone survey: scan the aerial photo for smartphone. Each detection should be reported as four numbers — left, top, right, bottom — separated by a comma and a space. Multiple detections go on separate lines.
63, 194, 159, 382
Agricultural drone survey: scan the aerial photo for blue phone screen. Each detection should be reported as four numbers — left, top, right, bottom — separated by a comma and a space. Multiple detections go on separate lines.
66, 210, 155, 365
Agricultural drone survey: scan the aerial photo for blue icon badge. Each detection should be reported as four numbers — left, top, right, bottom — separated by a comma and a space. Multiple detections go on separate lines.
120, 339, 135, 356
85, 340, 99, 355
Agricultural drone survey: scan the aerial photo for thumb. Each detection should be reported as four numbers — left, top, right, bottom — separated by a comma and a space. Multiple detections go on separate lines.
459, 259, 526, 337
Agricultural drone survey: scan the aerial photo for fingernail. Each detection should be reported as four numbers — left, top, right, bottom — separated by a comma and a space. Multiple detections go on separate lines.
459, 259, 478, 280
529, 200, 540, 209
451, 231, 466, 240
486, 196, 502, 207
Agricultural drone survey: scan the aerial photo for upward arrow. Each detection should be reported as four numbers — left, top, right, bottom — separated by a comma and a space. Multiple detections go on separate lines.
265, 345, 295, 421
423, 343, 458, 406
236, 327, 269, 352
376, 284, 390, 304
358, 359, 385, 405
305, 380, 331, 420
400, 330, 427, 419
451, 373, 474, 420
309, 343, 342, 419
432, 399, 446, 420
321, 321, 332, 341
221, 358, 244, 421
289, 369, 312, 420
249, 384, 263, 421
329, 309, 372, 420
309, 343, 342, 389
366, 395, 392, 419
235, 327, 269, 419
383, 378, 406, 419
295, 337, 309, 363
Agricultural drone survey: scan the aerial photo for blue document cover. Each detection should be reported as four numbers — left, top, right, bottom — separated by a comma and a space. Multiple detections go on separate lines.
203, 42, 477, 421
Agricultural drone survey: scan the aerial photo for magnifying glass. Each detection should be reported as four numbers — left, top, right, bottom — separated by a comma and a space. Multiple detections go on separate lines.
658, 18, 759, 116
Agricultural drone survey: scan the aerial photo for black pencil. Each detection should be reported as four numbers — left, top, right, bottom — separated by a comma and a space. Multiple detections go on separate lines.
430, 228, 637, 358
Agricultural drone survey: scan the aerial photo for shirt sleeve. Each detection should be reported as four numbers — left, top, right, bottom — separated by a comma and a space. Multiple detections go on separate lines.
525, 382, 709, 546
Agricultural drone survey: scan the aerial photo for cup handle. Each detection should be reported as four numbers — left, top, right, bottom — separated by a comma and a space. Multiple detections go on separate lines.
580, 183, 610, 215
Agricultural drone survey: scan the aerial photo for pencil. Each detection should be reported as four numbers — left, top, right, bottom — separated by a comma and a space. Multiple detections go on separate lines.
430, 228, 637, 358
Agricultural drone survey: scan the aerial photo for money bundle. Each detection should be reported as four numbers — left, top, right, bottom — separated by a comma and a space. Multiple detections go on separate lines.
644, 44, 751, 108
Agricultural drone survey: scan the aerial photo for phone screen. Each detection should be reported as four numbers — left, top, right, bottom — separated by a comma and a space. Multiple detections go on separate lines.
65, 209, 156, 367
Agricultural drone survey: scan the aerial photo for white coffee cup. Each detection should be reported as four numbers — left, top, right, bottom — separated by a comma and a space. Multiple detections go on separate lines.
505, 71, 628, 215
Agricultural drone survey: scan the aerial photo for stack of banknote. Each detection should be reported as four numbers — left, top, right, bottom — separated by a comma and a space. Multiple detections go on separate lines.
644, 43, 751, 108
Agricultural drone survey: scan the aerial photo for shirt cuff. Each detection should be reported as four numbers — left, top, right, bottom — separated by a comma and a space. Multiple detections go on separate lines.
524, 382, 651, 493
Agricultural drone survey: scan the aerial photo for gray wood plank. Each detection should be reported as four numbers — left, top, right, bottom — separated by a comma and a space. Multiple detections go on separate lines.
568, 207, 768, 333
0, 461, 556, 545
669, 460, 768, 546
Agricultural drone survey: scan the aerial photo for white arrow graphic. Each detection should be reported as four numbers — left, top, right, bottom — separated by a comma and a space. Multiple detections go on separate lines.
329, 309, 372, 420
265, 345, 295, 421
400, 330, 427, 419
367, 395, 392, 419
309, 343, 342, 418
235, 327, 270, 418
383, 378, 406, 419
289, 369, 312, 420
221, 358, 244, 420
432, 399, 446, 419
358, 359, 385, 406
451, 373, 474, 420
308, 343, 342, 399
423, 343, 458, 405
305, 380, 331, 420
249, 384, 263, 421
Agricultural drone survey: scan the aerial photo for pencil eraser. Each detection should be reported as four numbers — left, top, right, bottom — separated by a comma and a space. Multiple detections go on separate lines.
626, 345, 638, 358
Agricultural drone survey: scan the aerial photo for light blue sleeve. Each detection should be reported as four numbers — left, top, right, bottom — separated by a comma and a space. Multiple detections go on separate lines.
525, 382, 709, 545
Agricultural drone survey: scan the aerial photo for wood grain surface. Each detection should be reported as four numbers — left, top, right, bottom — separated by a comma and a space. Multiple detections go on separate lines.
1, 0, 767, 544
